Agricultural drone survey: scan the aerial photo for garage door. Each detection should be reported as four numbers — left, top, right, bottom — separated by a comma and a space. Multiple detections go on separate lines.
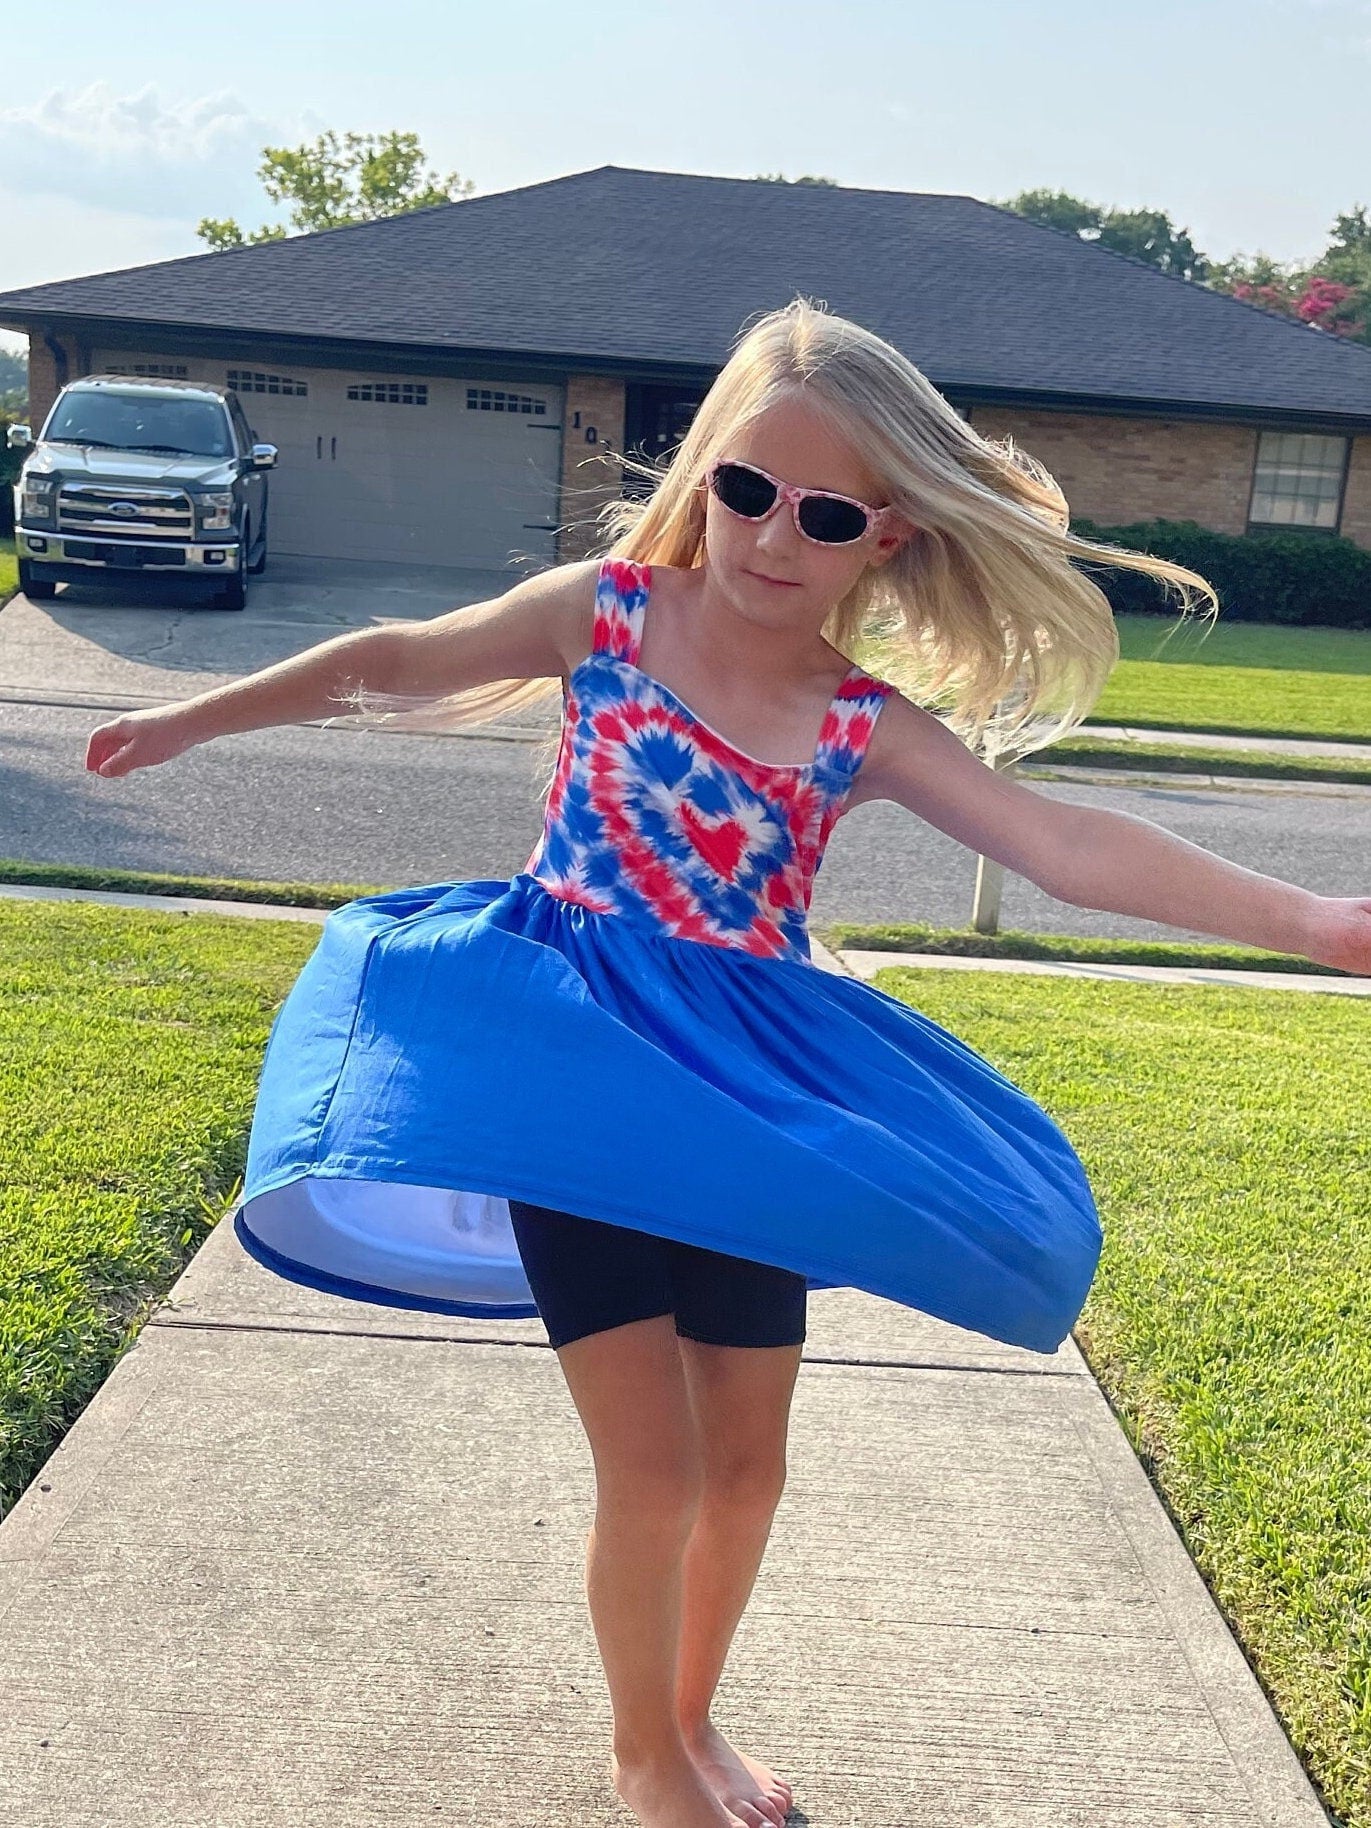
93, 354, 564, 570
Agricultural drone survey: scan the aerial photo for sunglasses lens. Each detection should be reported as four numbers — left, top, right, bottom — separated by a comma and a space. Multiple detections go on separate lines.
797, 495, 871, 544
713, 462, 778, 518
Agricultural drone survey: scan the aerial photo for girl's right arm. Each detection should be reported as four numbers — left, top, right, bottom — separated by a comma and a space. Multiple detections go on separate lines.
86, 558, 601, 778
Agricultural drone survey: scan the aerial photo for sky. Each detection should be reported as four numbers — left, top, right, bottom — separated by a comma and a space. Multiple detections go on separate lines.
1, 0, 1367, 359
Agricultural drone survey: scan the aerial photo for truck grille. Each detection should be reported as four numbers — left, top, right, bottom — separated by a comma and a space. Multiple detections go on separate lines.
56, 485, 194, 539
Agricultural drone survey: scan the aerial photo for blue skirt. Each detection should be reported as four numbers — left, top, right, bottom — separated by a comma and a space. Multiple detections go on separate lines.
235, 872, 1103, 1353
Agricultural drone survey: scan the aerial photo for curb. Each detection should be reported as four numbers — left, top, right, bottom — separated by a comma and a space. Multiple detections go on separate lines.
2, 884, 1358, 994
1019, 761, 1371, 797
839, 947, 1369, 996
1083, 721, 1371, 761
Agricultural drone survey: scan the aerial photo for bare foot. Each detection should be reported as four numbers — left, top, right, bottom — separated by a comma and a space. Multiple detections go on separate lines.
610, 1747, 748, 1828
685, 1723, 794, 1827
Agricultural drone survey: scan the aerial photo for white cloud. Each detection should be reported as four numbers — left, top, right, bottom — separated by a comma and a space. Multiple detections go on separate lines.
0, 82, 306, 223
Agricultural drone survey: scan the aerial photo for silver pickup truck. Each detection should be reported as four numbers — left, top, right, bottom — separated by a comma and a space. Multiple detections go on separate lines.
8, 374, 277, 610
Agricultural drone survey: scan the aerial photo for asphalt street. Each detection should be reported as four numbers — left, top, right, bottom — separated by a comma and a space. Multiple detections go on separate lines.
5, 697, 1367, 944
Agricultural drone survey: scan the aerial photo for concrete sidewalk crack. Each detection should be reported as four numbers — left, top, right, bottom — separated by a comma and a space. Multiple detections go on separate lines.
146, 1312, 1083, 1373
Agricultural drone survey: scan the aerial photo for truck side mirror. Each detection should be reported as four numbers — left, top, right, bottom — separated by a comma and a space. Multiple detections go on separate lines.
6, 424, 32, 450
251, 442, 278, 469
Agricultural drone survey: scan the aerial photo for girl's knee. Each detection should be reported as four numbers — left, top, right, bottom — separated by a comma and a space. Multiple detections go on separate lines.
594, 1463, 705, 1536
700, 1452, 788, 1513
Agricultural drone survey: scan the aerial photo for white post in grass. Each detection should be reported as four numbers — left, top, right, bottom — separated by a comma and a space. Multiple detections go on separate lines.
970, 754, 1018, 935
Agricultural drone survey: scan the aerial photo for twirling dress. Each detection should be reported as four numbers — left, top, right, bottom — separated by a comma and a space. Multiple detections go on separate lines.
235, 557, 1102, 1352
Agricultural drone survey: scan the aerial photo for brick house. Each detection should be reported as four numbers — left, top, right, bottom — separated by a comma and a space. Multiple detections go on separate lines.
2, 163, 1369, 570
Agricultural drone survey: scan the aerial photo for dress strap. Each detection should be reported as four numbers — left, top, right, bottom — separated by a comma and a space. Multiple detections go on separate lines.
592, 558, 650, 666
812, 665, 895, 783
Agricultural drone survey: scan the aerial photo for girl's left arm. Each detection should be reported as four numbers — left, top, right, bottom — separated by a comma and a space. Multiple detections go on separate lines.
857, 694, 1371, 976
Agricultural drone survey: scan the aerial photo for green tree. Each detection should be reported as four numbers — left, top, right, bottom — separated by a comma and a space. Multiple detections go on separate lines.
1208, 204, 1371, 343
198, 129, 474, 250
1095, 208, 1207, 280
1321, 204, 1371, 290
1000, 188, 1209, 279
1000, 188, 1098, 237
752, 173, 839, 185
0, 346, 26, 414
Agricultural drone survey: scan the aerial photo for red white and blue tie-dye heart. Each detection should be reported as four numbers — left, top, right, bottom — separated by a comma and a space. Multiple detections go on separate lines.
526, 558, 893, 960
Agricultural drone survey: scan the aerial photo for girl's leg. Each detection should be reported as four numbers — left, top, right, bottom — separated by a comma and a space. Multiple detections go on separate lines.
551, 1314, 754, 1828
673, 1337, 802, 1825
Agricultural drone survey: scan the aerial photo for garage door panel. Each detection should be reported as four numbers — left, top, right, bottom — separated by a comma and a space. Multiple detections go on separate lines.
288, 372, 562, 567
91, 354, 564, 570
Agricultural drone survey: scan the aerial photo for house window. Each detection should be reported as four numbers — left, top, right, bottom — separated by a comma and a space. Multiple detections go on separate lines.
347, 380, 428, 405
1249, 432, 1348, 530
103, 362, 188, 378
466, 387, 545, 414
227, 368, 308, 397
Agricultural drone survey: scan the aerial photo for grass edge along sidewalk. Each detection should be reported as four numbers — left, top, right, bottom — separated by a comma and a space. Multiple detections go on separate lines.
0, 892, 1365, 1823
1032, 733, 1371, 787
0, 854, 1350, 977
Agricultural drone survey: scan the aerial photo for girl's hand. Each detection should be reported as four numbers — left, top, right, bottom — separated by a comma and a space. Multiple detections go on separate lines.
86, 706, 199, 779
1302, 897, 1371, 976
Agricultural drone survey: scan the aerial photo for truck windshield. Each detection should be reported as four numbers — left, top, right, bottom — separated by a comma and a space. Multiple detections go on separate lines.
45, 391, 233, 458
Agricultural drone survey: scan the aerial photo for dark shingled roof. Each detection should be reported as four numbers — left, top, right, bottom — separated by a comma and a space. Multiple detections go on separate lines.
3, 164, 1370, 424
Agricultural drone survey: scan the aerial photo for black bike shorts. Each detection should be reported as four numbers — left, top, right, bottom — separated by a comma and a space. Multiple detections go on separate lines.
507, 1198, 807, 1350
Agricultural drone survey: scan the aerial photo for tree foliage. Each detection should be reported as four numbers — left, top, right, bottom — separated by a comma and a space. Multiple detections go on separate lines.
1000, 188, 1208, 280
1003, 185, 1371, 342
752, 173, 839, 186
1208, 205, 1370, 342
0, 346, 26, 414
198, 129, 474, 250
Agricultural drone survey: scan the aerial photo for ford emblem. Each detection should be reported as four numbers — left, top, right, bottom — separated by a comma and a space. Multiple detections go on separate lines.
109, 502, 139, 518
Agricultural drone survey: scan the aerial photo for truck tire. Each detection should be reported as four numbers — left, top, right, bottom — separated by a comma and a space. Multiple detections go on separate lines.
18, 558, 57, 601
248, 508, 268, 574
213, 533, 249, 610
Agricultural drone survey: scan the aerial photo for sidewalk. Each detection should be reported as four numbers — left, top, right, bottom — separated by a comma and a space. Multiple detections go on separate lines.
0, 889, 1337, 1824
0, 1193, 1329, 1825
1080, 722, 1371, 761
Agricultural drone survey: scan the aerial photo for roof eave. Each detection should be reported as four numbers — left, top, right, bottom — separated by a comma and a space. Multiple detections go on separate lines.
6, 310, 1371, 434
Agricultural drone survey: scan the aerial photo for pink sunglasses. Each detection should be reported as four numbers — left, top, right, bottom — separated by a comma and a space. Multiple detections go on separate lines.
705, 458, 896, 546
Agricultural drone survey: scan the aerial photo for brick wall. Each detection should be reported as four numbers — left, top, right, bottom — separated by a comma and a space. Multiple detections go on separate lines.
24, 331, 73, 431
967, 405, 1259, 537
1340, 436, 1371, 550
557, 375, 626, 562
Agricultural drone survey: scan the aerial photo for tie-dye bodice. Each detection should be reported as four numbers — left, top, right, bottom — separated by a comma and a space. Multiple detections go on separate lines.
525, 557, 894, 961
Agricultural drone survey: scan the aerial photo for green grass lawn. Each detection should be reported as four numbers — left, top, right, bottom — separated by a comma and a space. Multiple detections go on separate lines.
864, 614, 1371, 745
1093, 613, 1371, 742
2, 896, 1369, 1818
0, 900, 317, 1520
0, 534, 16, 604
868, 963, 1371, 1824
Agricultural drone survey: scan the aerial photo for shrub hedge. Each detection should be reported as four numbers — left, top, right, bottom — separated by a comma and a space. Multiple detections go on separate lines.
0, 412, 24, 537
1071, 517, 1371, 630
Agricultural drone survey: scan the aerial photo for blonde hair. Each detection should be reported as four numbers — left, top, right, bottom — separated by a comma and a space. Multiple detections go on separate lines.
336, 297, 1218, 761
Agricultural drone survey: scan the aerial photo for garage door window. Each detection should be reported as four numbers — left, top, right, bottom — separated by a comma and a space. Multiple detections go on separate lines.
103, 362, 188, 378
228, 369, 308, 396
467, 388, 546, 414
347, 381, 428, 405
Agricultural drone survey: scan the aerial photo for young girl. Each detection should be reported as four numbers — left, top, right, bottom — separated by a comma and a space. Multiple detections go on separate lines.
86, 299, 1369, 1828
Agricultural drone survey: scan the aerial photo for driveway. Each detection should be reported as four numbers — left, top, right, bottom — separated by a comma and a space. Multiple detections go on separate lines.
0, 555, 524, 710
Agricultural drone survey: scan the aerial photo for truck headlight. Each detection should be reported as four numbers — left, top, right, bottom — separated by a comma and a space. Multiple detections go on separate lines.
21, 476, 55, 523
198, 490, 235, 532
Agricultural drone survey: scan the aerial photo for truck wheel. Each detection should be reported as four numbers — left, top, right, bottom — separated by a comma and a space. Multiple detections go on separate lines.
18, 559, 57, 600
213, 535, 249, 610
